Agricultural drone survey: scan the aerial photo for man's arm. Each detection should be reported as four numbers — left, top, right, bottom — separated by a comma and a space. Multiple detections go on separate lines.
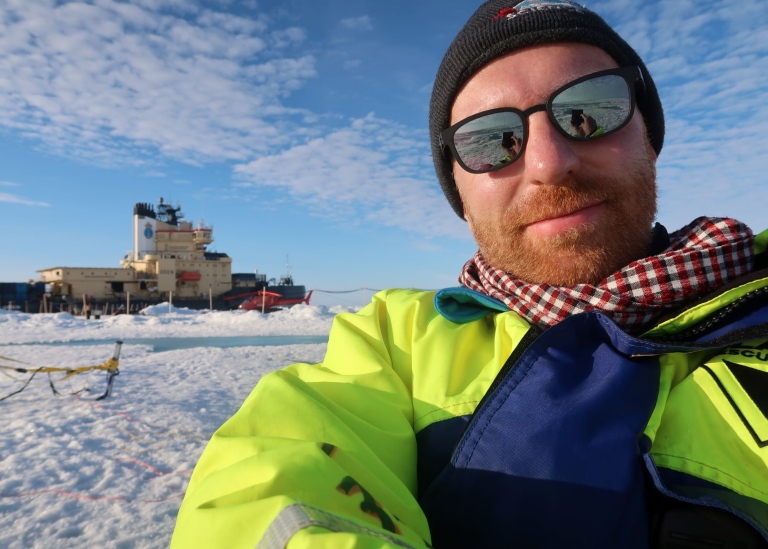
171, 293, 432, 549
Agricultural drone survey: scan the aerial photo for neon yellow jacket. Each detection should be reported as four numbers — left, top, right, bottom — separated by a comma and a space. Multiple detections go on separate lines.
172, 230, 768, 548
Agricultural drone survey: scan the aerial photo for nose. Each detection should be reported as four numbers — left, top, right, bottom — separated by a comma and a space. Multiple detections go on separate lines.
522, 112, 580, 185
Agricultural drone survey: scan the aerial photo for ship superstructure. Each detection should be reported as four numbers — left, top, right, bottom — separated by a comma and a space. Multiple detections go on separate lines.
122, 199, 232, 298
38, 199, 231, 302
26, 198, 307, 312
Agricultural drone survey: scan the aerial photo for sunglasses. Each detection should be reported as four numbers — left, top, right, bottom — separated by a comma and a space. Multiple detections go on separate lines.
440, 66, 644, 174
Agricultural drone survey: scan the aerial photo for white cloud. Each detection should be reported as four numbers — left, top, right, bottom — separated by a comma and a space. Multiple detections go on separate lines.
271, 26, 306, 48
339, 16, 373, 32
233, 113, 466, 240
0, 193, 50, 207
0, 1, 463, 241
0, 0, 317, 166
343, 59, 361, 70
0, 180, 48, 206
196, 9, 268, 34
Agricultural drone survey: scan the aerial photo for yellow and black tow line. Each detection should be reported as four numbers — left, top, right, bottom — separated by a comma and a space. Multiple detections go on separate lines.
0, 341, 122, 402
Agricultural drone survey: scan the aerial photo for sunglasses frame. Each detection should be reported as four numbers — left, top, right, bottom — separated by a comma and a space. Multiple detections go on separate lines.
440, 66, 644, 175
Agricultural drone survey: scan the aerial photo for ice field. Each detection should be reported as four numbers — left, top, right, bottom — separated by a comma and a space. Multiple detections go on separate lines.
0, 304, 356, 548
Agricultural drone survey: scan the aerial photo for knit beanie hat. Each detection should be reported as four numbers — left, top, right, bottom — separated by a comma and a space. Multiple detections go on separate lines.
430, 0, 664, 219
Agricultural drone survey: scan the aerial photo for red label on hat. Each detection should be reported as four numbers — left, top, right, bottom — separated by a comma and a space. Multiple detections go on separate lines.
494, 0, 584, 21
493, 8, 518, 19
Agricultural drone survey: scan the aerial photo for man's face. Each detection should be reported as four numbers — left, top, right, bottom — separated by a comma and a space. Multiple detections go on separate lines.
451, 43, 658, 286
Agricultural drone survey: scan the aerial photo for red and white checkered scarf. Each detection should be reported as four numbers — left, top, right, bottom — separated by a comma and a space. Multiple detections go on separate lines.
459, 217, 754, 331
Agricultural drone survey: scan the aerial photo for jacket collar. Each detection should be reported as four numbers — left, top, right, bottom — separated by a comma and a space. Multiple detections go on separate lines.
434, 287, 508, 323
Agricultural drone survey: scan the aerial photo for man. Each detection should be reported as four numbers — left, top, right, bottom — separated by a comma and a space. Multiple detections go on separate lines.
172, 1, 768, 547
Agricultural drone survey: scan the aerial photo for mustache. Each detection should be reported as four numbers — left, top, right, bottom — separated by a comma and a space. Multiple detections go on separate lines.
504, 179, 613, 228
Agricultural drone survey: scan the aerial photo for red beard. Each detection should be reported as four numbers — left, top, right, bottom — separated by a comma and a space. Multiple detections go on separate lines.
465, 149, 658, 286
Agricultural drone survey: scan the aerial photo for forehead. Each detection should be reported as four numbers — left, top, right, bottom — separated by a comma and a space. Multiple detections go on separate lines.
451, 43, 620, 123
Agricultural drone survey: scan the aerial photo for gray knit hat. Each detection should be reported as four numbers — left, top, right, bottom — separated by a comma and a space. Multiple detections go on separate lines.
430, 0, 664, 218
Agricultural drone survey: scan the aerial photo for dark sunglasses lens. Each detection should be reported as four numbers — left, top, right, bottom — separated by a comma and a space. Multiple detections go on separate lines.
452, 111, 524, 172
551, 74, 631, 139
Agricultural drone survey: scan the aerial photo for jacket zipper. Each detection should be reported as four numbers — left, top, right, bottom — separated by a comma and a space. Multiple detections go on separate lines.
649, 286, 768, 344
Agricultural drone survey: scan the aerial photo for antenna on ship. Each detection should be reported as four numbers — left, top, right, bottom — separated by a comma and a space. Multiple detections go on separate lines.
284, 255, 293, 285
155, 196, 183, 226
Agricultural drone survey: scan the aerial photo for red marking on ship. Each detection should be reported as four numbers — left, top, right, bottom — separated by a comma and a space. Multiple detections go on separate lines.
177, 271, 201, 282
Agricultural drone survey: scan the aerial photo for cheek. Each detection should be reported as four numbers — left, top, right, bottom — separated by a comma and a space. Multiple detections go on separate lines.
456, 172, 495, 215
583, 114, 650, 170
457, 169, 527, 221
616, 112, 649, 153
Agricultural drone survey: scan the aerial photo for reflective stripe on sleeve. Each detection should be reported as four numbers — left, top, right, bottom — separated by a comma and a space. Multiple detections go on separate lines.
257, 503, 419, 549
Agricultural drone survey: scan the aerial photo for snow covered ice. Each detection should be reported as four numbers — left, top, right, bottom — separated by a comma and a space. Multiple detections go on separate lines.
0, 304, 356, 548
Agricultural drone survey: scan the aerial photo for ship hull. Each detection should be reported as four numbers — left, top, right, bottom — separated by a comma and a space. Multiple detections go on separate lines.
2, 283, 307, 314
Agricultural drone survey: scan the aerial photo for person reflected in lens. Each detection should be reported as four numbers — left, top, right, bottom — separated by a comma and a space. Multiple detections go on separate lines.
495, 130, 522, 166
570, 110, 602, 138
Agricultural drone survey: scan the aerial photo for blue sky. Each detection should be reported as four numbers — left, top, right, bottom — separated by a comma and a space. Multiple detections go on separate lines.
1, 0, 766, 307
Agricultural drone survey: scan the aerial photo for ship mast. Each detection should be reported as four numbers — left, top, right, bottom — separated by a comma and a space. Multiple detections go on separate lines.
282, 255, 293, 285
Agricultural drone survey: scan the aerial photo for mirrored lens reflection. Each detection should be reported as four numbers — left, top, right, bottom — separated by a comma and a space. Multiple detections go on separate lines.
453, 111, 524, 171
551, 74, 631, 139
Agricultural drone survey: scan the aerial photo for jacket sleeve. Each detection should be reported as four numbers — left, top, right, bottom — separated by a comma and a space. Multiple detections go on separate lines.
171, 290, 432, 549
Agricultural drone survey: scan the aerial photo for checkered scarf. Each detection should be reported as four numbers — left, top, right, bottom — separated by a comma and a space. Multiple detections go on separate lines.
459, 217, 754, 331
